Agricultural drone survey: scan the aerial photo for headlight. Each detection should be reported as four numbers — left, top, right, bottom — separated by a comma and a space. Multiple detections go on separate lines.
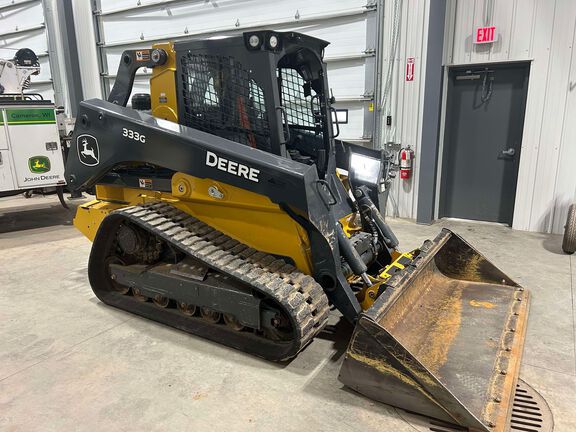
245, 33, 263, 50
349, 152, 383, 186
269, 35, 279, 49
248, 34, 260, 48
264, 32, 282, 50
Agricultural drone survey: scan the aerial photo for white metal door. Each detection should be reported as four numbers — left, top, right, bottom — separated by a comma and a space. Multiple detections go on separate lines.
91, 0, 379, 144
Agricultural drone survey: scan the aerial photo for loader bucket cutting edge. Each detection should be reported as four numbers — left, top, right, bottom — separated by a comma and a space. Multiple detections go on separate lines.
339, 229, 529, 432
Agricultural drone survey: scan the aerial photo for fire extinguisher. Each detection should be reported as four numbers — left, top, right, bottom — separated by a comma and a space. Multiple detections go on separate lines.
399, 146, 414, 180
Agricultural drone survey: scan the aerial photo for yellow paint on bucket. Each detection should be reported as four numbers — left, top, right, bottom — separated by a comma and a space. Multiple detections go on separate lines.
469, 300, 496, 309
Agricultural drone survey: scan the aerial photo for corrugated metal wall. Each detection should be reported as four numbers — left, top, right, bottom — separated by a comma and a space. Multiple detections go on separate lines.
444, 0, 576, 234
378, 0, 430, 220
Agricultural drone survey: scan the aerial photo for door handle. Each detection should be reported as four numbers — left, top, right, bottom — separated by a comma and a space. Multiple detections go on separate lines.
501, 148, 516, 157
275, 106, 291, 144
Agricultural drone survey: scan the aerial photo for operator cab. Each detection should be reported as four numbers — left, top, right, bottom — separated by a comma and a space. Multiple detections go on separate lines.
174, 31, 335, 177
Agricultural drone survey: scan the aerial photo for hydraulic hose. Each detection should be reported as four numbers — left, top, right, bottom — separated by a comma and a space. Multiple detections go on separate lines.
336, 223, 372, 286
354, 186, 399, 249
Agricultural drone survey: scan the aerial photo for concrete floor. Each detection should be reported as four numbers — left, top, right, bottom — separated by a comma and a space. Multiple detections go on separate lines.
0, 194, 574, 431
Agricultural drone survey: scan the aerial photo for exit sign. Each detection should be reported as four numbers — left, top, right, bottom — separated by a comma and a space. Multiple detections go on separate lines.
474, 26, 496, 44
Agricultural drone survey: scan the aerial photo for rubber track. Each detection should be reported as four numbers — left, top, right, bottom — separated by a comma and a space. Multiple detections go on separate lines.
117, 201, 330, 357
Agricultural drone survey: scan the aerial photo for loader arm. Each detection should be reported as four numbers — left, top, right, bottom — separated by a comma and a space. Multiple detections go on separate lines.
67, 98, 362, 322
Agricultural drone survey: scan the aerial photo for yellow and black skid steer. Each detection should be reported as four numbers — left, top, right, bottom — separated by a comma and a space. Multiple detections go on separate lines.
65, 31, 529, 431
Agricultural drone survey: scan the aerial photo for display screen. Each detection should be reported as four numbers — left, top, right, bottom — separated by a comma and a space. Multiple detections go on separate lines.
349, 152, 381, 186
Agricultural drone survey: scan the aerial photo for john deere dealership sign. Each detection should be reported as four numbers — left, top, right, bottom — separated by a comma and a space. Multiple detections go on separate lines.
6, 108, 56, 125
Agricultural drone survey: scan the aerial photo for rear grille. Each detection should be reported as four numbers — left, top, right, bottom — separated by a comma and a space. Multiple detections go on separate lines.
395, 379, 553, 432
179, 53, 270, 151
509, 381, 552, 432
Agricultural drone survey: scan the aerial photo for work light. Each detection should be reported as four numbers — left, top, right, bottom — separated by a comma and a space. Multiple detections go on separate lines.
268, 35, 279, 49
248, 34, 260, 48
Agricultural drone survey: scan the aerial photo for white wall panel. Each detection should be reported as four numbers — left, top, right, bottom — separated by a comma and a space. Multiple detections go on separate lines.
447, 0, 536, 65
99, 0, 368, 15
97, 14, 370, 60
508, 0, 535, 60
99, 0, 171, 12
552, 25, 576, 233
0, 29, 47, 54
71, 1, 101, 100
0, 1, 44, 27
292, 15, 370, 58
337, 105, 365, 139
35, 55, 51, 81
99, 0, 367, 45
450, 0, 475, 64
527, 0, 575, 233
444, 0, 576, 233
510, 0, 554, 233
325, 59, 367, 99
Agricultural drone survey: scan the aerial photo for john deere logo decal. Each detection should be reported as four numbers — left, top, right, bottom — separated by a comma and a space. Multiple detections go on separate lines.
28, 156, 51, 173
77, 134, 100, 166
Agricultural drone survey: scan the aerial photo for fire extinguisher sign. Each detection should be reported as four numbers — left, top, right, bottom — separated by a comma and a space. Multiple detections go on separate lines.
406, 57, 415, 82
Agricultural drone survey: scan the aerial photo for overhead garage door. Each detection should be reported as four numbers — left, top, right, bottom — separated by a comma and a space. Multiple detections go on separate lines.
93, 0, 379, 144
0, 0, 55, 102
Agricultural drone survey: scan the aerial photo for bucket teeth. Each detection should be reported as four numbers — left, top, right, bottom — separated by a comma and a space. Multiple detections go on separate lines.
339, 229, 530, 432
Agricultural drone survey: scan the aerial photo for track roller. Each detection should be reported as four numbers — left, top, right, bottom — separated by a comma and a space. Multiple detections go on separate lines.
223, 313, 244, 331
106, 257, 130, 294
200, 307, 221, 323
132, 287, 148, 302
153, 295, 170, 308
177, 302, 197, 316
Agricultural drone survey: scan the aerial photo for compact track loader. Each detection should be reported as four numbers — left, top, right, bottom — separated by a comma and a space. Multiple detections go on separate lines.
65, 31, 529, 431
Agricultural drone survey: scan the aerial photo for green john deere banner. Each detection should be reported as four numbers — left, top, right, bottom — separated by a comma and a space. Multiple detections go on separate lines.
0, 110, 4, 125
6, 108, 56, 125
